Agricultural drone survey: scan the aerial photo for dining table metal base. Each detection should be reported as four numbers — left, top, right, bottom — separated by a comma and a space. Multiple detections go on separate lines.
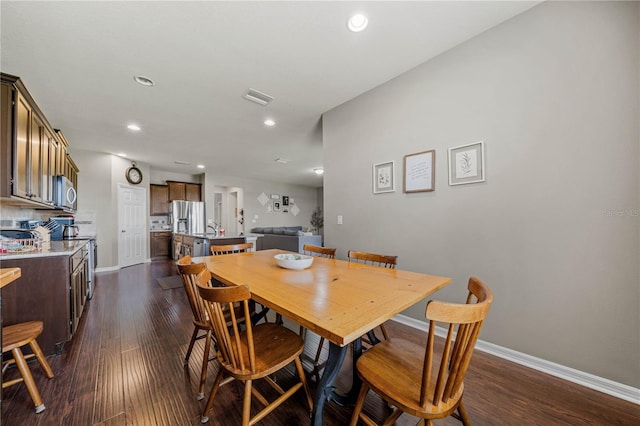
311, 337, 367, 425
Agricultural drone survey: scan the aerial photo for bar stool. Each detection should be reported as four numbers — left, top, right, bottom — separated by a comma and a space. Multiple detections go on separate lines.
2, 321, 54, 413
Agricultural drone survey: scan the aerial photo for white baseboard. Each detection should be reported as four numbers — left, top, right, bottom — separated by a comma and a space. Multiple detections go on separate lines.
95, 266, 119, 273
96, 259, 152, 273
392, 314, 640, 405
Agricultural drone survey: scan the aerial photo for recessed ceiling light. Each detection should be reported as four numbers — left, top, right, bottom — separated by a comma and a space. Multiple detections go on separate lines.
197, 164, 205, 169
127, 124, 141, 131
347, 13, 368, 32
314, 168, 324, 175
133, 75, 155, 86
264, 119, 276, 127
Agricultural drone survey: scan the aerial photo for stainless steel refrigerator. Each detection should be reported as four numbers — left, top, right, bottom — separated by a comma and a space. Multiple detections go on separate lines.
169, 201, 205, 234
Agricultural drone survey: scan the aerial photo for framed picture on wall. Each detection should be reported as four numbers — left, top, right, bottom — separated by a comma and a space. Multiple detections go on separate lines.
403, 149, 435, 193
373, 161, 395, 194
282, 196, 289, 206
274, 201, 281, 212
448, 141, 485, 185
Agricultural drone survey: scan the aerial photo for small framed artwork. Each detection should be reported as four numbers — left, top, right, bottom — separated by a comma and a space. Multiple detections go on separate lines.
273, 201, 281, 212
403, 149, 435, 193
448, 141, 485, 185
270, 194, 280, 200
373, 161, 395, 194
282, 196, 289, 206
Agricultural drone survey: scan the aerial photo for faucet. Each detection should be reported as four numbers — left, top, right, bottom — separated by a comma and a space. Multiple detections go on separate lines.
207, 223, 218, 236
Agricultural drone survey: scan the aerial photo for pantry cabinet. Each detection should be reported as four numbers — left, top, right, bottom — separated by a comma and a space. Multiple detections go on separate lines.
150, 184, 170, 215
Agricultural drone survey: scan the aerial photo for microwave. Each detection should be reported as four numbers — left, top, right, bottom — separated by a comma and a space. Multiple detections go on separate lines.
55, 176, 77, 210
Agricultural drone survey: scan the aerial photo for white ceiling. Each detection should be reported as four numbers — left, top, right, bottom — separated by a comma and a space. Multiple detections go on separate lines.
1, 1, 539, 187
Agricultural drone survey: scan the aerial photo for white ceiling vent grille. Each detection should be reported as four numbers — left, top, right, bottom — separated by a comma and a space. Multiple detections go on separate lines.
243, 88, 274, 106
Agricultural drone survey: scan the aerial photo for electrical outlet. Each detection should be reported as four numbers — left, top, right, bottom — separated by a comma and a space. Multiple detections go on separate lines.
337, 215, 343, 225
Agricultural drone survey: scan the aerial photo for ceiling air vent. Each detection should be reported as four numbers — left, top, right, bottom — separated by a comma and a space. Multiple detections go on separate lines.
243, 88, 274, 106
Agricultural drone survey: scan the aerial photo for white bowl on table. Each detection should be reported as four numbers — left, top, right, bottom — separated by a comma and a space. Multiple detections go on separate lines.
274, 253, 314, 270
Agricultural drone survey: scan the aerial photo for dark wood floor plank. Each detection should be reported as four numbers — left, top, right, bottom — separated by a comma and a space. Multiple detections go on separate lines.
92, 269, 125, 424
3, 260, 639, 426
121, 347, 158, 425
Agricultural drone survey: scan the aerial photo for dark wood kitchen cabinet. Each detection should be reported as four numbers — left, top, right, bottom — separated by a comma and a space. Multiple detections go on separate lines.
1, 248, 89, 356
1, 72, 79, 210
150, 231, 172, 259
167, 180, 201, 201
150, 184, 170, 215
185, 183, 201, 201
1, 77, 45, 204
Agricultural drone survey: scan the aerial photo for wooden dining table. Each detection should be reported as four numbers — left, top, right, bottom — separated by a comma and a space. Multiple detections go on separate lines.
193, 249, 451, 425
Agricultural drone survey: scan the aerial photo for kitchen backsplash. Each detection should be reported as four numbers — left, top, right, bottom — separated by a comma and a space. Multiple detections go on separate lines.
0, 205, 96, 236
150, 215, 170, 230
0, 203, 51, 228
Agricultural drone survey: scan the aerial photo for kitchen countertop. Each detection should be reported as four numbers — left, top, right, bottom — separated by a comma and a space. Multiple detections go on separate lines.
0, 240, 88, 260
173, 232, 250, 240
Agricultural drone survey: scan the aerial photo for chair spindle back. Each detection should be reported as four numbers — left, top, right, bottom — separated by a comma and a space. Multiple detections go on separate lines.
210, 243, 253, 255
196, 269, 257, 374
347, 250, 397, 269
420, 276, 493, 409
303, 244, 336, 259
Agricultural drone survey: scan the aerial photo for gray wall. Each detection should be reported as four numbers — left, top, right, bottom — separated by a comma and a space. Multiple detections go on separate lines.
323, 1, 639, 387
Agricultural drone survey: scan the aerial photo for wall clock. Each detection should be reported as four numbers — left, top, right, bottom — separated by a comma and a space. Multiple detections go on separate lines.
125, 163, 143, 185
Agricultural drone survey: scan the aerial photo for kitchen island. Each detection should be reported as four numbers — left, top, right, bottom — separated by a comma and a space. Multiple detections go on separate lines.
1, 239, 91, 355
171, 233, 259, 259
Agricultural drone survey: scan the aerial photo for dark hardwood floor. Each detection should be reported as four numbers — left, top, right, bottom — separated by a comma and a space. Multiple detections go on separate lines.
2, 260, 639, 425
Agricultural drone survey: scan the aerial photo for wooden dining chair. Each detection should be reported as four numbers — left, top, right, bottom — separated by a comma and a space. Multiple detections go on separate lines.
348, 250, 398, 342
302, 244, 336, 259
349, 277, 493, 426
2, 321, 55, 413
195, 268, 313, 425
210, 242, 253, 255
347, 249, 397, 269
175, 256, 216, 400
210, 242, 278, 324
176, 255, 253, 400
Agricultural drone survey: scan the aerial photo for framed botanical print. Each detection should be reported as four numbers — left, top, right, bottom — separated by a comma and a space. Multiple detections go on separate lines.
448, 141, 485, 185
373, 161, 395, 194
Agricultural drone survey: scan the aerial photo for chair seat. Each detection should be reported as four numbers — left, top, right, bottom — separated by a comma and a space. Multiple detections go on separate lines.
356, 338, 464, 418
2, 321, 44, 352
220, 323, 305, 379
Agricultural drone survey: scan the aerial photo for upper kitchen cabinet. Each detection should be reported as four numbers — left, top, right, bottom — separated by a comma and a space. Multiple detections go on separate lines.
167, 180, 201, 202
150, 184, 170, 215
1, 73, 78, 211
55, 130, 78, 188
185, 183, 201, 201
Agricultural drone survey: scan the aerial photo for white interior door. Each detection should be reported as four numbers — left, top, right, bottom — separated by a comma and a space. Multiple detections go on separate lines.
118, 185, 147, 268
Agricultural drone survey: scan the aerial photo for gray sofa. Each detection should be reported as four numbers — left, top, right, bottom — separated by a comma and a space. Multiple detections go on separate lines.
251, 226, 322, 253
